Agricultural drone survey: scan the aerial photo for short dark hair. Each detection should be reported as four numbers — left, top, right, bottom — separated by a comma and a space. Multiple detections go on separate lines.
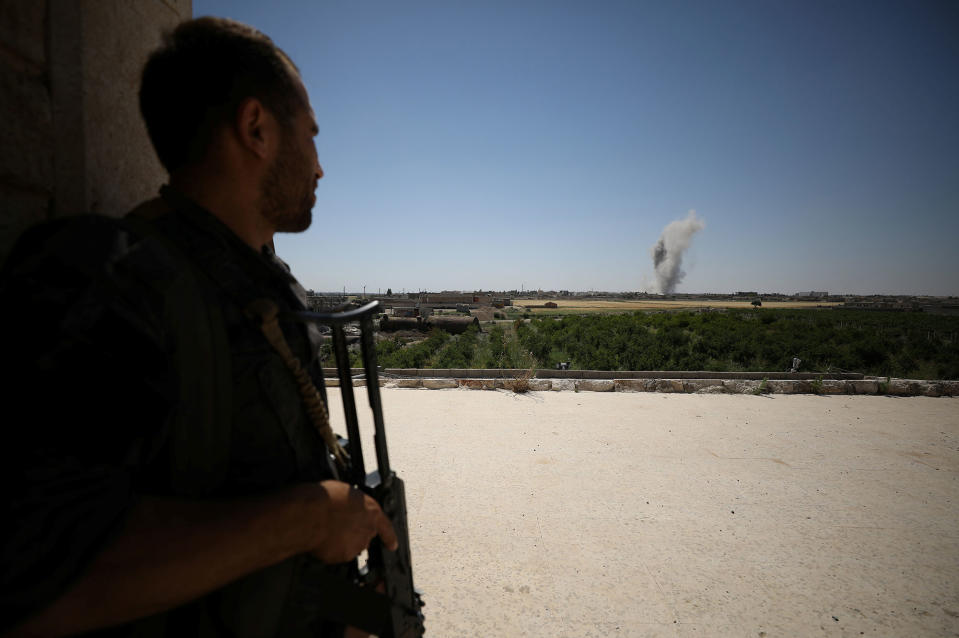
140, 17, 303, 173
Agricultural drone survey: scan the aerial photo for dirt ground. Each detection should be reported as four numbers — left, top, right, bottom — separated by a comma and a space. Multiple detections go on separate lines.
332, 389, 959, 637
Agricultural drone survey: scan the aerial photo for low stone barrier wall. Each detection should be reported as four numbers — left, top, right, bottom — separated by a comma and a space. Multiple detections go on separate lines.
324, 368, 865, 381
323, 375, 957, 396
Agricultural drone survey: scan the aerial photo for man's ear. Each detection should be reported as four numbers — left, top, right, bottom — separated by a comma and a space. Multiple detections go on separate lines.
234, 97, 275, 160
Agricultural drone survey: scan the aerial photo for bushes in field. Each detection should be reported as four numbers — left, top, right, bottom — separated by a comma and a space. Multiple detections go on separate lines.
480, 323, 534, 369
352, 328, 451, 368
433, 325, 479, 368
355, 322, 535, 370
517, 309, 959, 378
347, 309, 959, 379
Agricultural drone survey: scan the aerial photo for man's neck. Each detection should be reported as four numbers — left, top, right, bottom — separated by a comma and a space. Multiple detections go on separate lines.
169, 170, 274, 251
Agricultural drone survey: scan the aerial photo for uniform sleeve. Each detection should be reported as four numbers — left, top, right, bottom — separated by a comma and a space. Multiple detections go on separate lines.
0, 217, 176, 630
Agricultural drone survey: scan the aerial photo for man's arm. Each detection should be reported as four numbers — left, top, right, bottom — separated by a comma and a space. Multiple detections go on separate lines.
6, 481, 397, 638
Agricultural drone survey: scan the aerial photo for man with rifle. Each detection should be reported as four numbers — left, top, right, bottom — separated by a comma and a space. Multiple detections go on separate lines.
0, 17, 419, 637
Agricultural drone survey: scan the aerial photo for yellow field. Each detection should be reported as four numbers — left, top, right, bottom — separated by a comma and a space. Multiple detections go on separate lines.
512, 298, 841, 312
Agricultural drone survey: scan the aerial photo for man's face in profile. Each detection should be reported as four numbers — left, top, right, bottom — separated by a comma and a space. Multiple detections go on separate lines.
259, 82, 322, 235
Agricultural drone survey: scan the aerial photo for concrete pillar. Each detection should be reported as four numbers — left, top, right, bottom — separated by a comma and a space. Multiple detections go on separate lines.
0, 0, 191, 264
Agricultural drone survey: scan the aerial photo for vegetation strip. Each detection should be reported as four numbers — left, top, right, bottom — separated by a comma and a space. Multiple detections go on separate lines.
334, 309, 958, 380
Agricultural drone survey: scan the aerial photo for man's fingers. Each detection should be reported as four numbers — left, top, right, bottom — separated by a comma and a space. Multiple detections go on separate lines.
311, 481, 400, 561
375, 509, 399, 551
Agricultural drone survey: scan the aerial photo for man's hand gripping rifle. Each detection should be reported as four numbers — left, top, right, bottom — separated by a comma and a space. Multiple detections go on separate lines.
294, 301, 425, 637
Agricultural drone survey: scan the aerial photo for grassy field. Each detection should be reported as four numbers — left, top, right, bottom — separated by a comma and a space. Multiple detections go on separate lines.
512, 298, 841, 314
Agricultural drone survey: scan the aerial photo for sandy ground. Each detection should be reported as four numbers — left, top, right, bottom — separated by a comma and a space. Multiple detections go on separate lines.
328, 389, 959, 637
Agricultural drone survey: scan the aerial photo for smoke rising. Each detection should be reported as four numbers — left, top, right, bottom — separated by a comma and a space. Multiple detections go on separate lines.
650, 210, 705, 294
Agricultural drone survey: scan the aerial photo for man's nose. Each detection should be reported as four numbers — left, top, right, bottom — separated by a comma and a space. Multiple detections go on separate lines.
315, 161, 324, 181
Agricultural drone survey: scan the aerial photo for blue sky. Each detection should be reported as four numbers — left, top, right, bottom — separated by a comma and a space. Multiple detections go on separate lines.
194, 0, 959, 295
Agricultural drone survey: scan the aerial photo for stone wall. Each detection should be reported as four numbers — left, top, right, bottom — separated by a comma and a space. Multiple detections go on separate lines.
0, 0, 191, 265
0, 1, 52, 254
325, 374, 958, 396
324, 368, 865, 381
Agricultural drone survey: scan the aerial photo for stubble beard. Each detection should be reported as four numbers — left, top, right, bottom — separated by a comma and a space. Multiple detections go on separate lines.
259, 131, 314, 234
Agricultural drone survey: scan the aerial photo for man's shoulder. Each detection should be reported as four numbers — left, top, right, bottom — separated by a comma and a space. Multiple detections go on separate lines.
0, 204, 195, 309
4, 213, 129, 271
5, 205, 154, 268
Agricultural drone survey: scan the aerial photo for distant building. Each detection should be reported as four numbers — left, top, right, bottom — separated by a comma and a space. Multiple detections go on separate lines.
307, 295, 348, 311
421, 292, 494, 306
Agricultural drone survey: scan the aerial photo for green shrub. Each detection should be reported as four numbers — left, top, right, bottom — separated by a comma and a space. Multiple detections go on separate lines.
878, 376, 890, 394
810, 375, 824, 394
432, 325, 479, 368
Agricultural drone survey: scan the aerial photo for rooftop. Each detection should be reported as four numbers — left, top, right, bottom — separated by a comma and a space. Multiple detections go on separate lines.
333, 389, 959, 637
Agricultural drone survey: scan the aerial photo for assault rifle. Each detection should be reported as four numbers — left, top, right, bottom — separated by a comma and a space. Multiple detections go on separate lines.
291, 300, 425, 637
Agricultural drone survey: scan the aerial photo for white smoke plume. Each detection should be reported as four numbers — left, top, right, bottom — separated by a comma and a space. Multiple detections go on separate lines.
650, 210, 705, 294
